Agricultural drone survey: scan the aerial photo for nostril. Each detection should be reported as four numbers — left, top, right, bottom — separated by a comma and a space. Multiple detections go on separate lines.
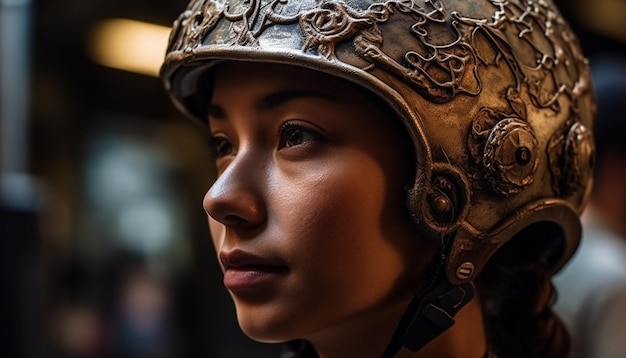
223, 214, 251, 226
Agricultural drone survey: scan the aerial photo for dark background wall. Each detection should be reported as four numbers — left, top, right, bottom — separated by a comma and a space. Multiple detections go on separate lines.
3, 1, 281, 357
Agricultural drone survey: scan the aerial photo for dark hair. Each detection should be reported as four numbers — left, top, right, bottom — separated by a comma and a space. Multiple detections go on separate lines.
477, 222, 570, 357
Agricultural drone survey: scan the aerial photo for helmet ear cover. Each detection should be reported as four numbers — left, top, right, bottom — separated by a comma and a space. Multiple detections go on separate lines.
406, 159, 581, 285
407, 162, 471, 238
445, 199, 581, 285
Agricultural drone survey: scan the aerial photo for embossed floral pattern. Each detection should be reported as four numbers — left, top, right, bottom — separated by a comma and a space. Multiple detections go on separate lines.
164, 0, 593, 197
168, 0, 225, 53
300, 2, 378, 58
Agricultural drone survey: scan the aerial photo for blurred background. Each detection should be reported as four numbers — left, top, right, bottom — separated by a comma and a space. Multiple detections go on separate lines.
0, 0, 625, 358
1, 0, 282, 357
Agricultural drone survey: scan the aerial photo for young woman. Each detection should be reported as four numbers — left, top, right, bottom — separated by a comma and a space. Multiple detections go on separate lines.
160, 1, 596, 357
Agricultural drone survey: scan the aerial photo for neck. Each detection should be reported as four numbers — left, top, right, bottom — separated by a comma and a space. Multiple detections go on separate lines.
306, 296, 409, 358
307, 295, 487, 358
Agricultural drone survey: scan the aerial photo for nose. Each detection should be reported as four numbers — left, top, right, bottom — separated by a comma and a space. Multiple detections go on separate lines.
203, 152, 267, 230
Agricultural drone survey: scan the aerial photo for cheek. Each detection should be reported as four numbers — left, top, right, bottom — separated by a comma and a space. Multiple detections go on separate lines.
295, 149, 430, 289
278, 159, 404, 280
278, 165, 384, 242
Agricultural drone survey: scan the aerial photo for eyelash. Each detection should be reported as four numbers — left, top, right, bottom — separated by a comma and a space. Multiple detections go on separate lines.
208, 121, 324, 159
278, 121, 322, 149
209, 135, 235, 159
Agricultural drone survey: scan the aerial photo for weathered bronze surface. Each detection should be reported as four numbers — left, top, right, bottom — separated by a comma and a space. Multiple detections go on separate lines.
161, 0, 595, 285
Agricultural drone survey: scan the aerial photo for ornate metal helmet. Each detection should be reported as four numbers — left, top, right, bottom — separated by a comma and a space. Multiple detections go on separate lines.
161, 0, 594, 307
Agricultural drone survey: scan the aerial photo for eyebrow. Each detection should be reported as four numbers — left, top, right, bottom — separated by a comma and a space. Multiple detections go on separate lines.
208, 89, 337, 121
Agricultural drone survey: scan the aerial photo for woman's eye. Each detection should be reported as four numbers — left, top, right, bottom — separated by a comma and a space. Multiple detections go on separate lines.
210, 135, 235, 158
279, 123, 320, 149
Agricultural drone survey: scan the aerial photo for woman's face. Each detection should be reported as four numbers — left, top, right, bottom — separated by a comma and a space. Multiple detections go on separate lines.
204, 62, 436, 344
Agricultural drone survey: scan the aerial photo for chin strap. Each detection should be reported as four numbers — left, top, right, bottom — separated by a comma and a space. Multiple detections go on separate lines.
382, 279, 475, 358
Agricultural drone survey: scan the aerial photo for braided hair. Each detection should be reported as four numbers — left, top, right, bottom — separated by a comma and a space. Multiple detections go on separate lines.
477, 222, 571, 358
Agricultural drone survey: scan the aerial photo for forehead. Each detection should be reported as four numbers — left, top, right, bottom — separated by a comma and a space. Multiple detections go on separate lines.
210, 61, 369, 103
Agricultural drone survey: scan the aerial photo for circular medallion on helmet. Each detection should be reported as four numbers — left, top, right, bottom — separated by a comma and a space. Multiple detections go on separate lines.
483, 118, 539, 196
562, 122, 595, 196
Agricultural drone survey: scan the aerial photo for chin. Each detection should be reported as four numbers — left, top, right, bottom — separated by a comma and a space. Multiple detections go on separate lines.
236, 309, 301, 344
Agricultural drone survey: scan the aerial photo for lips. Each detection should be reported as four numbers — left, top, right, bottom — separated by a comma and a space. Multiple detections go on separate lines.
219, 249, 288, 291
